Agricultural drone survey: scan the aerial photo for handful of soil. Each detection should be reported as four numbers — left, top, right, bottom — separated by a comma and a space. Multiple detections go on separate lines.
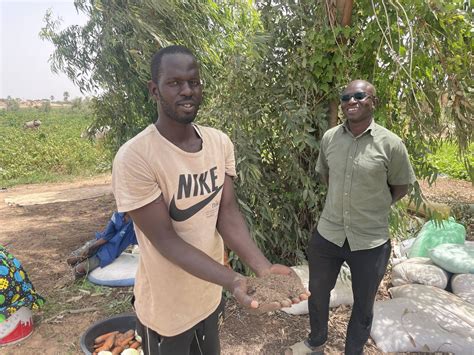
246, 273, 306, 305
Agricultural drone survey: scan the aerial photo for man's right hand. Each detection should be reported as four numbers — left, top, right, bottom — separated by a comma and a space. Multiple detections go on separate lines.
229, 275, 259, 309
229, 274, 290, 314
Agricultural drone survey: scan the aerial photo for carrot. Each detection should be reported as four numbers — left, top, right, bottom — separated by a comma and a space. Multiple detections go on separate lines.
111, 345, 125, 355
122, 329, 135, 338
94, 330, 119, 344
113, 333, 124, 347
93, 341, 106, 349
118, 335, 135, 347
95, 333, 116, 352
129, 341, 140, 349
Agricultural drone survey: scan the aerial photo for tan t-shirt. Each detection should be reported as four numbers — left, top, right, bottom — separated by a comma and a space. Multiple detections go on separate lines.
112, 123, 236, 336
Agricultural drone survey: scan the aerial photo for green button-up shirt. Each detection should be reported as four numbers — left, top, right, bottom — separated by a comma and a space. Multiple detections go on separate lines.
316, 120, 416, 251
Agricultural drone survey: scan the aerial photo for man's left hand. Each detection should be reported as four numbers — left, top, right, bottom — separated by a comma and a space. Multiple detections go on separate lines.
248, 264, 310, 314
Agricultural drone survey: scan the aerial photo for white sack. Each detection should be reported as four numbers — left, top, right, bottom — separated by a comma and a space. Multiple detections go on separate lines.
452, 273, 474, 305
391, 257, 449, 289
282, 264, 353, 315
393, 237, 416, 259
372, 298, 473, 354
371, 284, 474, 354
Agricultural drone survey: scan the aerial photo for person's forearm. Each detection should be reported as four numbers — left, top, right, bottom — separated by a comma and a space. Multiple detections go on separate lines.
390, 184, 409, 204
217, 208, 272, 277
127, 194, 245, 293
149, 230, 242, 291
94, 238, 108, 247
82, 238, 108, 257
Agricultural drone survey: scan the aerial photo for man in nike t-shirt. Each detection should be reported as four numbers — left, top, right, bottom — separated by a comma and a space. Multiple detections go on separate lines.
112, 45, 309, 355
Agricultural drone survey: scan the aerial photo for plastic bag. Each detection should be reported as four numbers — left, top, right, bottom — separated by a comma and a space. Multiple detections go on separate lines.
429, 243, 474, 274
408, 217, 466, 258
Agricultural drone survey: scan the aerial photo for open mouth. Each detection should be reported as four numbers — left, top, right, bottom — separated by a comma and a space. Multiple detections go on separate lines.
178, 102, 196, 113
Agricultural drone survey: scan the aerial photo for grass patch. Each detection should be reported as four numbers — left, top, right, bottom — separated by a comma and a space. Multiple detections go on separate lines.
40, 278, 133, 324
427, 142, 473, 181
0, 107, 112, 187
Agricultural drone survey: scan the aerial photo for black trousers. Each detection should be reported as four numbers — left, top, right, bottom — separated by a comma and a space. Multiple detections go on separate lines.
136, 298, 225, 355
307, 229, 391, 355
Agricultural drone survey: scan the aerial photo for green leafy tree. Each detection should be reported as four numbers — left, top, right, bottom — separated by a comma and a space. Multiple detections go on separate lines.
41, 1, 473, 267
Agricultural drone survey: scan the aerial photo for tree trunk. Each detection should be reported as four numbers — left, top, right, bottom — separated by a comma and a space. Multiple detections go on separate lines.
327, 0, 353, 128
339, 0, 353, 26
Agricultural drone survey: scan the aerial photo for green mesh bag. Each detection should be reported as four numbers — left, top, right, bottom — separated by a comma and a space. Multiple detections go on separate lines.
408, 217, 466, 258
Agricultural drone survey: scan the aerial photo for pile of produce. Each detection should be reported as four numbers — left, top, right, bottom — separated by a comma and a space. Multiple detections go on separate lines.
92, 329, 142, 355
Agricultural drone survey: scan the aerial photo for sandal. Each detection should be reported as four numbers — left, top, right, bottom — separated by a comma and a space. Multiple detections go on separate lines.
285, 340, 325, 355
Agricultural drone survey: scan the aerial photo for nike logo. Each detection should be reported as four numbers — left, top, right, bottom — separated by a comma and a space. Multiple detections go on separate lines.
169, 184, 223, 222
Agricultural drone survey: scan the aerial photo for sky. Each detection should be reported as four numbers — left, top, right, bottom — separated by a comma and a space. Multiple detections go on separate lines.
0, 0, 89, 100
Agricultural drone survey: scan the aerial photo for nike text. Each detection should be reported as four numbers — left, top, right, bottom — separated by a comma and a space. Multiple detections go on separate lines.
177, 167, 218, 199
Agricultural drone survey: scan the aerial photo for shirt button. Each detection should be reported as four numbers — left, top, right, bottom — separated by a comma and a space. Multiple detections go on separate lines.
344, 192, 348, 195
345, 226, 349, 229
349, 156, 353, 159
346, 174, 350, 178
345, 211, 349, 214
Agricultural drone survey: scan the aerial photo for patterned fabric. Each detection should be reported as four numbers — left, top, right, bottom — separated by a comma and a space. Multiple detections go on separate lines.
0, 246, 45, 323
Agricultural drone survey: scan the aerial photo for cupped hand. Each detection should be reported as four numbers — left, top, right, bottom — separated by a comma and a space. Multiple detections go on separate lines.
230, 275, 259, 309
230, 275, 283, 314
236, 264, 311, 315
265, 264, 311, 304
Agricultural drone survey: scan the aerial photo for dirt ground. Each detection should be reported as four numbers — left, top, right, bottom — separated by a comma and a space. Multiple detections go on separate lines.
0, 175, 472, 355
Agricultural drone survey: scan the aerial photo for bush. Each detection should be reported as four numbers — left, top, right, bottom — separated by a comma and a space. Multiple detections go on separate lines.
427, 142, 473, 181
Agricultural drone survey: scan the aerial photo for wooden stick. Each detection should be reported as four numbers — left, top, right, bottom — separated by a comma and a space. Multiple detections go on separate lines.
43, 307, 99, 323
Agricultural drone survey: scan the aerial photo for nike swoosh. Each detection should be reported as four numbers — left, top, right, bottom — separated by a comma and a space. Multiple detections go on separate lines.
169, 184, 223, 222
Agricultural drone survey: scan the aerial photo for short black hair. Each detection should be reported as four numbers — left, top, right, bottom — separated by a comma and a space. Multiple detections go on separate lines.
150, 45, 196, 83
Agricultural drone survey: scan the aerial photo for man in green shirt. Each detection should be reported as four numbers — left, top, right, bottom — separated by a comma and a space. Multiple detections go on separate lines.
287, 80, 415, 355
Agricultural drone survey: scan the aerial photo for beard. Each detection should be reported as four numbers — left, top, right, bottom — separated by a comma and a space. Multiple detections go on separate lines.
158, 92, 199, 125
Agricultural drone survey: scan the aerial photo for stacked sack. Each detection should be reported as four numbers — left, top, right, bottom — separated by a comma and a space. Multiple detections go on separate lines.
371, 217, 474, 354
403, 217, 474, 303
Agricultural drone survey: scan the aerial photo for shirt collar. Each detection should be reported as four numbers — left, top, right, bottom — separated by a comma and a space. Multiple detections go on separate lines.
341, 119, 377, 137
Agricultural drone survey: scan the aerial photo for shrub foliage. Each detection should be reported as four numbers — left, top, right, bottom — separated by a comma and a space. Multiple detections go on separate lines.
41, 1, 473, 267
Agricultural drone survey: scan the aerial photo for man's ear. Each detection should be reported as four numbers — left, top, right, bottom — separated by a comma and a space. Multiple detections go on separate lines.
372, 96, 379, 108
148, 80, 159, 101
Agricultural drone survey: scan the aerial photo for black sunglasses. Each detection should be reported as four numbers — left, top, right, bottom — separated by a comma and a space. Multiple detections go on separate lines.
340, 92, 371, 102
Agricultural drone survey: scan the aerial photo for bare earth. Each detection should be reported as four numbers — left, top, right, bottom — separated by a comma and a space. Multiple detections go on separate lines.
0, 175, 472, 355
